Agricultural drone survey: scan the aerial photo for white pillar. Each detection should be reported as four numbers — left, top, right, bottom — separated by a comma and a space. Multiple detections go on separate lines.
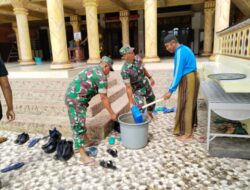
11, 0, 35, 65
83, 0, 100, 64
119, 10, 130, 46
143, 0, 160, 63
211, 0, 230, 59
47, 0, 72, 69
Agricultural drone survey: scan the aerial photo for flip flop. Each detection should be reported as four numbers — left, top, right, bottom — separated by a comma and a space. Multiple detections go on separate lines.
86, 146, 98, 157
163, 107, 176, 113
79, 159, 96, 166
107, 148, 118, 158
28, 138, 40, 148
0, 162, 25, 173
100, 160, 117, 170
0, 137, 7, 144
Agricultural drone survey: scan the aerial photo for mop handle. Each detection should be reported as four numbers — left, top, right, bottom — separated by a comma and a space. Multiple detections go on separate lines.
141, 98, 164, 109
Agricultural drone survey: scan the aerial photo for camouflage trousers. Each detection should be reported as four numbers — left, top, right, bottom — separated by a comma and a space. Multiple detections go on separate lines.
133, 86, 156, 112
65, 97, 87, 149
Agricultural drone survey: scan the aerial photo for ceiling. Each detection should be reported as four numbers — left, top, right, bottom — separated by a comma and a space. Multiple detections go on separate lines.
0, 0, 205, 24
0, 0, 249, 25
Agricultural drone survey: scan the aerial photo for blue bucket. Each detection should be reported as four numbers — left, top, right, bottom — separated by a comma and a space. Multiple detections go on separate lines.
35, 57, 42, 64
131, 105, 143, 123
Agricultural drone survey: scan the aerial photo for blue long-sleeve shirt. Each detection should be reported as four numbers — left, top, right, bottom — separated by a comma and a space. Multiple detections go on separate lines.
168, 44, 197, 94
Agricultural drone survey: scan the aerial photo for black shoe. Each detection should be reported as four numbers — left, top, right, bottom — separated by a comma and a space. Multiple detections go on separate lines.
42, 129, 61, 150
44, 141, 58, 154
14, 133, 25, 144
18, 133, 29, 145
15, 133, 29, 145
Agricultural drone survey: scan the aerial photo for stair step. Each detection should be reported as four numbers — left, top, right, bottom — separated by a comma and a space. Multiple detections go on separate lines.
87, 83, 125, 117
8, 75, 117, 91
0, 83, 125, 117
0, 94, 129, 139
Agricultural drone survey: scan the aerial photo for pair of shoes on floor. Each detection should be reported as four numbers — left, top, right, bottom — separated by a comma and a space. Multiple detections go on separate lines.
42, 128, 61, 154
14, 133, 29, 145
0, 162, 25, 173
99, 149, 118, 170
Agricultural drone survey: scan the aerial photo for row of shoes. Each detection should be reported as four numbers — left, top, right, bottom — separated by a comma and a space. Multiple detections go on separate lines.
42, 128, 74, 161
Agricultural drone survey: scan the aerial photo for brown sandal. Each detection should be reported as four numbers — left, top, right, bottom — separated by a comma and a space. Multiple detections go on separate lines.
0, 137, 8, 144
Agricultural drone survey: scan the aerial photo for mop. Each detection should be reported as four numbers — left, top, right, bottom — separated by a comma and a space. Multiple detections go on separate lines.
131, 98, 164, 123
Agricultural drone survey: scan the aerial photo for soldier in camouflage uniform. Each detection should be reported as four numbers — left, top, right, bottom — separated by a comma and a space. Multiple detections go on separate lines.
119, 45, 156, 120
65, 56, 117, 165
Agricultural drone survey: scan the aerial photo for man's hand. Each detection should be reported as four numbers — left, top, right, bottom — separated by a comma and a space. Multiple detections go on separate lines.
6, 109, 15, 121
129, 103, 134, 108
162, 92, 172, 100
150, 78, 155, 87
110, 113, 117, 121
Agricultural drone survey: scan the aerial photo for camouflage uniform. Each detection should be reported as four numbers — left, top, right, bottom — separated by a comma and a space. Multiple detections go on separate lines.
120, 54, 156, 111
65, 65, 108, 149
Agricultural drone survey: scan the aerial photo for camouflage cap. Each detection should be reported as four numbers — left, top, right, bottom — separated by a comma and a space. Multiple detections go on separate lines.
101, 56, 114, 71
119, 45, 135, 56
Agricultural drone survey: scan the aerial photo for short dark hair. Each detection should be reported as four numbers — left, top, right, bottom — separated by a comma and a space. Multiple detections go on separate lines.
164, 34, 178, 44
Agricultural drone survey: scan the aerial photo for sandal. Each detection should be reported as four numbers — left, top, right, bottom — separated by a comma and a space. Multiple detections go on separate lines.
100, 160, 117, 170
0, 162, 25, 173
86, 146, 98, 157
28, 138, 40, 148
107, 148, 118, 158
0, 137, 7, 144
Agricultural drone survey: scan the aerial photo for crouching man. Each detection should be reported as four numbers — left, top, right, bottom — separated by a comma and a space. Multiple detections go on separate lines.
65, 56, 117, 165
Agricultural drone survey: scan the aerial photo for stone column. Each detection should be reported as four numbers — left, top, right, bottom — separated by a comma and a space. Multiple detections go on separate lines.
138, 10, 144, 57
11, 0, 34, 65
99, 14, 106, 29
191, 12, 202, 55
143, 0, 160, 63
70, 15, 82, 61
202, 0, 215, 56
11, 22, 21, 61
70, 15, 81, 34
83, 0, 100, 64
211, 0, 230, 59
46, 0, 72, 69
119, 10, 130, 46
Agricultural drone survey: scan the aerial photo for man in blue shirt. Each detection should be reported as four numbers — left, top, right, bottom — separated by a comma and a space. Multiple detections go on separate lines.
162, 34, 200, 142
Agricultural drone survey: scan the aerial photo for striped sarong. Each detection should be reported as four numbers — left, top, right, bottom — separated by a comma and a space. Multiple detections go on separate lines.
174, 72, 200, 136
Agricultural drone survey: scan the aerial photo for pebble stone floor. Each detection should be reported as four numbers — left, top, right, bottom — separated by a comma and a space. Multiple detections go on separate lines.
1, 60, 250, 190
0, 109, 250, 190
